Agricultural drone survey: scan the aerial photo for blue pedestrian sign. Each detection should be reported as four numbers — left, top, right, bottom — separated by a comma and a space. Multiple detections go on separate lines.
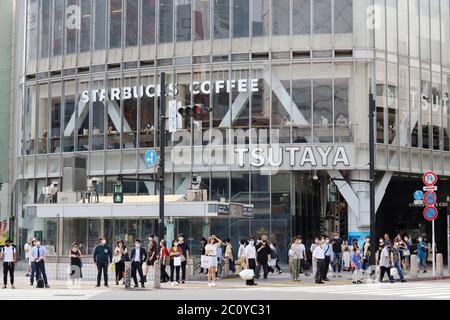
413, 190, 423, 201
144, 149, 158, 167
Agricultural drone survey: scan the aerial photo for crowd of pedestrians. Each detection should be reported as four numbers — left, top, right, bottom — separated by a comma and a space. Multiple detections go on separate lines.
0, 231, 435, 289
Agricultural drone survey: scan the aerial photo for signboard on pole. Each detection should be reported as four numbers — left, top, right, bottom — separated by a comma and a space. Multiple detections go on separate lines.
423, 191, 437, 206
423, 205, 438, 221
423, 171, 438, 186
168, 100, 178, 133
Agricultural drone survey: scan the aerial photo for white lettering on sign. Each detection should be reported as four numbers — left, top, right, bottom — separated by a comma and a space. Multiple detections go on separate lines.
81, 79, 261, 103
66, 5, 81, 30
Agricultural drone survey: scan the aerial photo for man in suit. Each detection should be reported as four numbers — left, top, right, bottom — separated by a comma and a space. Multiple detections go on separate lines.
130, 239, 147, 288
93, 237, 113, 288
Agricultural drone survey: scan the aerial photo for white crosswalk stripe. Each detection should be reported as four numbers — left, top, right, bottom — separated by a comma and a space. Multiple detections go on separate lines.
0, 289, 104, 300
220, 282, 450, 299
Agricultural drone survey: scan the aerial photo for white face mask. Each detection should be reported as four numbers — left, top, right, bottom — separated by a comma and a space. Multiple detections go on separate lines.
249, 240, 254, 245
418, 238, 423, 242
135, 243, 140, 248
174, 242, 178, 247
315, 240, 319, 244
101, 240, 106, 245
178, 237, 184, 242
149, 238, 153, 241
36, 242, 41, 246
325, 239, 330, 244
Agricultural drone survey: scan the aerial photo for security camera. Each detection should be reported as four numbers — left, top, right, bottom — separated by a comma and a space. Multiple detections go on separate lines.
191, 175, 202, 190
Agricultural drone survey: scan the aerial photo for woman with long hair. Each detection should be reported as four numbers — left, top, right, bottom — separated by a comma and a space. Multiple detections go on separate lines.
113, 240, 128, 285
205, 235, 222, 287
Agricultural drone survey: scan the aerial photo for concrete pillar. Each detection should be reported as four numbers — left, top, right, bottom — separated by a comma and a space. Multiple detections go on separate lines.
436, 253, 444, 276
165, 217, 175, 246
153, 260, 161, 288
410, 255, 418, 277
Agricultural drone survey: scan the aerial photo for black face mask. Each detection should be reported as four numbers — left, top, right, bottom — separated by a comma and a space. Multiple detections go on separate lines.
5, 244, 10, 247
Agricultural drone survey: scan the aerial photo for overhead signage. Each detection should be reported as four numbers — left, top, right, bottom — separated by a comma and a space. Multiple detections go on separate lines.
80, 79, 260, 103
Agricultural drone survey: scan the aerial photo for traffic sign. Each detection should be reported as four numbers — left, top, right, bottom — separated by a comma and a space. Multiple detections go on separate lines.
423, 205, 439, 221
423, 171, 438, 186
423, 186, 438, 191
144, 148, 158, 167
423, 191, 437, 206
414, 190, 424, 201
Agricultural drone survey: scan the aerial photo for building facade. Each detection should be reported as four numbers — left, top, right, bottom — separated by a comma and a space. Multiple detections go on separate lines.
10, 0, 450, 259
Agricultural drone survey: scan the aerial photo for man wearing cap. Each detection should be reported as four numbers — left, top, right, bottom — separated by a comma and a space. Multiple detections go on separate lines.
1, 240, 16, 289
177, 234, 190, 284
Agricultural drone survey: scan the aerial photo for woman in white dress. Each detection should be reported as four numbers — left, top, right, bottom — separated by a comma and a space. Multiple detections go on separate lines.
342, 239, 351, 271
204, 235, 222, 287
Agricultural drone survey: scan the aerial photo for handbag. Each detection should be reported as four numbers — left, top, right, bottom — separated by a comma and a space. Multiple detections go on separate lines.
200, 255, 211, 269
390, 267, 398, 278
180, 254, 186, 263
174, 256, 182, 267
288, 249, 296, 257
239, 269, 255, 280
112, 255, 121, 264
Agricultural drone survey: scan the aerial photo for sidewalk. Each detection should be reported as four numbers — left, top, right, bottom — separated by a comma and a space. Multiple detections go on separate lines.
5, 266, 449, 291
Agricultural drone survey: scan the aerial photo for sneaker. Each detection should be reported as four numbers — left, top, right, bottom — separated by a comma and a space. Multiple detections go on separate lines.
30, 283, 34, 286
181, 281, 185, 284
338, 274, 342, 278
45, 285, 50, 288
357, 281, 362, 284
134, 285, 139, 288
212, 282, 217, 287
401, 280, 407, 283
352, 281, 357, 284
171, 282, 175, 286
141, 284, 145, 288
95, 285, 100, 288
278, 271, 283, 275
304, 273, 310, 277
2, 286, 6, 289
316, 281, 325, 284
25, 273, 30, 277
423, 270, 427, 273
208, 283, 213, 287
323, 278, 330, 281
104, 285, 109, 288
10, 285, 15, 289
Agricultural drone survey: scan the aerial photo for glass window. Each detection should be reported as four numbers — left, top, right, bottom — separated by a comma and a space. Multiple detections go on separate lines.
40, 0, 51, 58
387, 63, 398, 144
110, 0, 123, 49
409, 0, 419, 58
53, 0, 64, 56
140, 75, 155, 148
233, 0, 249, 38
399, 65, 410, 147
334, 75, 351, 143
62, 80, 75, 152
252, 0, 269, 37
176, 0, 191, 42
27, 0, 38, 61
313, 63, 333, 143
126, 0, 139, 47
37, 83, 49, 154
194, 0, 210, 40
313, 0, 331, 34
430, 0, 440, 63
334, 0, 352, 33
251, 64, 270, 130
92, 80, 105, 150
212, 69, 230, 132
251, 173, 269, 221
123, 77, 138, 149
272, 0, 290, 36
50, 82, 62, 153
272, 63, 291, 143
142, 0, 156, 44
442, 0, 450, 67
211, 172, 229, 201
420, 0, 430, 61
107, 77, 121, 150
159, 0, 174, 43
421, 69, 431, 149
397, 0, 408, 56
77, 80, 89, 151
293, 0, 310, 35
292, 63, 312, 143
94, 0, 107, 50
386, 0, 397, 53
213, 0, 229, 39
65, 0, 78, 54
80, 0, 91, 52
24, 85, 36, 155
410, 68, 420, 148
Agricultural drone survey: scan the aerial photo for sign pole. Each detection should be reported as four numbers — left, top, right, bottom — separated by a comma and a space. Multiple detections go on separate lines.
447, 205, 450, 275
158, 72, 166, 244
432, 219, 436, 277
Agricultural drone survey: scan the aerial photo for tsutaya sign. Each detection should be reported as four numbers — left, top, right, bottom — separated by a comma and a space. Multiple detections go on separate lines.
80, 79, 260, 103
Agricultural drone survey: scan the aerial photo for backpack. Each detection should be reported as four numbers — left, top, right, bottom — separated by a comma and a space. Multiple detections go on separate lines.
36, 275, 45, 288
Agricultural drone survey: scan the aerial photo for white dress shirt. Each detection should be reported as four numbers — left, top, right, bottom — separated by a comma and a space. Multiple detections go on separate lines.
245, 244, 256, 259
313, 245, 325, 259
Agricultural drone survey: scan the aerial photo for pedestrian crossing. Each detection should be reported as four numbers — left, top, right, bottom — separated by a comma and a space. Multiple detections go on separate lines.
220, 282, 450, 299
0, 288, 104, 300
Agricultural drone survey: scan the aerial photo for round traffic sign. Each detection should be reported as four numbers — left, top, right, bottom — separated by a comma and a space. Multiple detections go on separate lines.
144, 148, 158, 167
413, 190, 424, 201
423, 205, 438, 221
423, 171, 438, 186
423, 191, 437, 206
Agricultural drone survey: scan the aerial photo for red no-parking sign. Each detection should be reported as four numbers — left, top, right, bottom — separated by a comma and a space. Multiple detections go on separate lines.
423, 191, 437, 206
423, 205, 438, 221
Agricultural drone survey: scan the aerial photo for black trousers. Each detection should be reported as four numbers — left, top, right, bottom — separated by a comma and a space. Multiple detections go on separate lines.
115, 261, 125, 282
3, 262, 14, 285
255, 260, 269, 279
161, 263, 170, 282
131, 261, 145, 286
246, 258, 256, 285
379, 266, 391, 282
315, 259, 324, 282
181, 260, 187, 281
35, 260, 48, 285
170, 261, 180, 282
96, 263, 108, 286
321, 256, 331, 280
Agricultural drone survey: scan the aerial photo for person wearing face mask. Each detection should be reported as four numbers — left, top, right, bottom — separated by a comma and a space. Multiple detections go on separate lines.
379, 240, 392, 283
351, 247, 363, 284
416, 236, 429, 273
144, 235, 157, 282
331, 233, 343, 277
289, 236, 303, 281
31, 239, 49, 288
130, 239, 147, 288
362, 236, 371, 272
321, 236, 332, 281
342, 239, 351, 271
93, 237, 112, 288
310, 237, 320, 276
402, 235, 411, 271
69, 242, 83, 285
1, 240, 16, 289
390, 240, 406, 283
113, 240, 128, 285
169, 240, 182, 285
159, 240, 170, 283
205, 235, 222, 287
313, 238, 325, 284
245, 237, 257, 286
255, 236, 272, 281
177, 234, 190, 284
